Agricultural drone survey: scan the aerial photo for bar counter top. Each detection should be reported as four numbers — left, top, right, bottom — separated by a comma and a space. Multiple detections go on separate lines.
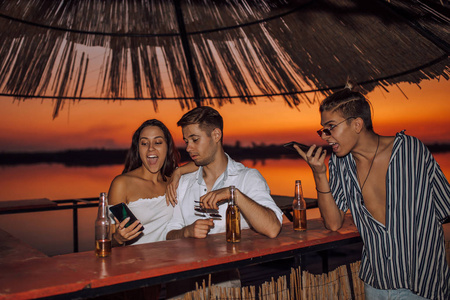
0, 216, 360, 300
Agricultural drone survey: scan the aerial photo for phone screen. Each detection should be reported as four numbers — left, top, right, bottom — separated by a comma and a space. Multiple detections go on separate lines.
109, 203, 144, 231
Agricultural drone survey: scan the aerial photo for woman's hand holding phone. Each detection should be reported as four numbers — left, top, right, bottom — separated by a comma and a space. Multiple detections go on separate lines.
113, 216, 143, 245
109, 203, 144, 245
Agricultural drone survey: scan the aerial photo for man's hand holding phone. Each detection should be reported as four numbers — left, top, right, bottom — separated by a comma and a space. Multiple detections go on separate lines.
283, 141, 311, 153
283, 141, 321, 157
283, 141, 327, 174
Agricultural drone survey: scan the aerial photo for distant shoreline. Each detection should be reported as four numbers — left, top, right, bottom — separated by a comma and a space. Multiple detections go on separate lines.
1, 143, 449, 167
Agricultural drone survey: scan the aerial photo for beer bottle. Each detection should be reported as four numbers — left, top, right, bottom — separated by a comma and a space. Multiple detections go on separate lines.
226, 186, 241, 243
95, 192, 111, 257
292, 180, 307, 231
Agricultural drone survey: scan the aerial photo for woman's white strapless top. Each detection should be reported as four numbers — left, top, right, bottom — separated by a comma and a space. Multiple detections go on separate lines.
126, 195, 173, 244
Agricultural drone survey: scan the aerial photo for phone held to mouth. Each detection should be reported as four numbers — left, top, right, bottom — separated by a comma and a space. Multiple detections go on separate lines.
283, 141, 310, 152
283, 141, 322, 155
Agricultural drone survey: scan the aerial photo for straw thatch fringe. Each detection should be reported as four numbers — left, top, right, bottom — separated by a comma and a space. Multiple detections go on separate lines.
181, 261, 365, 300
0, 0, 449, 117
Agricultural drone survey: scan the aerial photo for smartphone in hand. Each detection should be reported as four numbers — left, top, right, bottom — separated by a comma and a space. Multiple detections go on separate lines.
109, 203, 144, 232
283, 141, 310, 152
283, 141, 321, 155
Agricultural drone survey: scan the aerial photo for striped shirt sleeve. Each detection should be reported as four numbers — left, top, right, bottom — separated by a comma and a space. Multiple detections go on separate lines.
328, 154, 348, 213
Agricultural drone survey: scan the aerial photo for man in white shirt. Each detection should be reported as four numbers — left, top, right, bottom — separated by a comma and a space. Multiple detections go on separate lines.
164, 106, 283, 299
166, 106, 283, 240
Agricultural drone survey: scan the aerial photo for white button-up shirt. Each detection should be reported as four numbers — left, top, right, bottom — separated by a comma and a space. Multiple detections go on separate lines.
166, 154, 283, 235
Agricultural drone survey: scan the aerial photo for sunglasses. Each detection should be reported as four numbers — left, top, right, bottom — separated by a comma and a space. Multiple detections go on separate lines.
317, 117, 355, 137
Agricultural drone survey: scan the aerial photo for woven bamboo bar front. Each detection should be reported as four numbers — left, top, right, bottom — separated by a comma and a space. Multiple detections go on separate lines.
184, 240, 450, 300
183, 261, 364, 300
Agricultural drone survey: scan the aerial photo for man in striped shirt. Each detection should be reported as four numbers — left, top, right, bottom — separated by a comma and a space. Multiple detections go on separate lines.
294, 84, 450, 299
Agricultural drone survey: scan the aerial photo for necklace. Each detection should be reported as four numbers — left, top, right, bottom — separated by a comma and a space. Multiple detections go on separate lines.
360, 135, 380, 191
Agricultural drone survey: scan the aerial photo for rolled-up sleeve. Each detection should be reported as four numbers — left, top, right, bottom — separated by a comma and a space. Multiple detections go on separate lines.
240, 169, 283, 225
165, 177, 191, 237
165, 200, 184, 235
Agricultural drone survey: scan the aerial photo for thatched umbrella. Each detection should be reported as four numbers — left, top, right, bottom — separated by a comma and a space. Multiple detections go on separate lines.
0, 0, 449, 118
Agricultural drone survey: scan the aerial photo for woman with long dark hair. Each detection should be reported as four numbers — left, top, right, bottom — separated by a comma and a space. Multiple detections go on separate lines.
108, 119, 180, 245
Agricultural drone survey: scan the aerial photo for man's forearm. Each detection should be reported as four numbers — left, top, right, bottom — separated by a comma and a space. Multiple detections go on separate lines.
246, 206, 281, 238
235, 190, 281, 238
313, 172, 344, 231
166, 228, 185, 240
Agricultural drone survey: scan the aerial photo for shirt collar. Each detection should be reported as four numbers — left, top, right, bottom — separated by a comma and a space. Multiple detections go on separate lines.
195, 153, 236, 188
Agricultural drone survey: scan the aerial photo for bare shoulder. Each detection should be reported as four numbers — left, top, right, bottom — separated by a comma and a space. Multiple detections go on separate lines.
108, 172, 140, 204
110, 173, 131, 187
112, 168, 143, 184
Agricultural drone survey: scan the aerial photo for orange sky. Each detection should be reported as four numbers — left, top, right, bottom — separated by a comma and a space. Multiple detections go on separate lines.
0, 79, 449, 152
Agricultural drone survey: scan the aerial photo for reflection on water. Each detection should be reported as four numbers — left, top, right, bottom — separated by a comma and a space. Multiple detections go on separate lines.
0, 164, 123, 201
0, 154, 449, 255
0, 158, 321, 202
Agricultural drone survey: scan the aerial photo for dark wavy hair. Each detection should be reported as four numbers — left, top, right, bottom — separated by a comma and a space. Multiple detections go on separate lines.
122, 119, 180, 181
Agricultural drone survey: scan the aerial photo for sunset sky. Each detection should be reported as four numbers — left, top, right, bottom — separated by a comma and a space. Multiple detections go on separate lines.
0, 78, 449, 153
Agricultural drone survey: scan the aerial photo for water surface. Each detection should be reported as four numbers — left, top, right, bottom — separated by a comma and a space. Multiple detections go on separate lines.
1, 154, 448, 255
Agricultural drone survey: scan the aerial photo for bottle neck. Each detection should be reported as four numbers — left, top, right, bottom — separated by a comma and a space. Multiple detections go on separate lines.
229, 186, 236, 206
294, 181, 303, 200
229, 194, 235, 206
97, 193, 108, 219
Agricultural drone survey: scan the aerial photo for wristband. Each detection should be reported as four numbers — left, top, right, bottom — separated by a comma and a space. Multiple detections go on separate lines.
316, 187, 331, 194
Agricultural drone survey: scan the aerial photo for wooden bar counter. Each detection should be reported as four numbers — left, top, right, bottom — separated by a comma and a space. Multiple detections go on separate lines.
0, 216, 360, 300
